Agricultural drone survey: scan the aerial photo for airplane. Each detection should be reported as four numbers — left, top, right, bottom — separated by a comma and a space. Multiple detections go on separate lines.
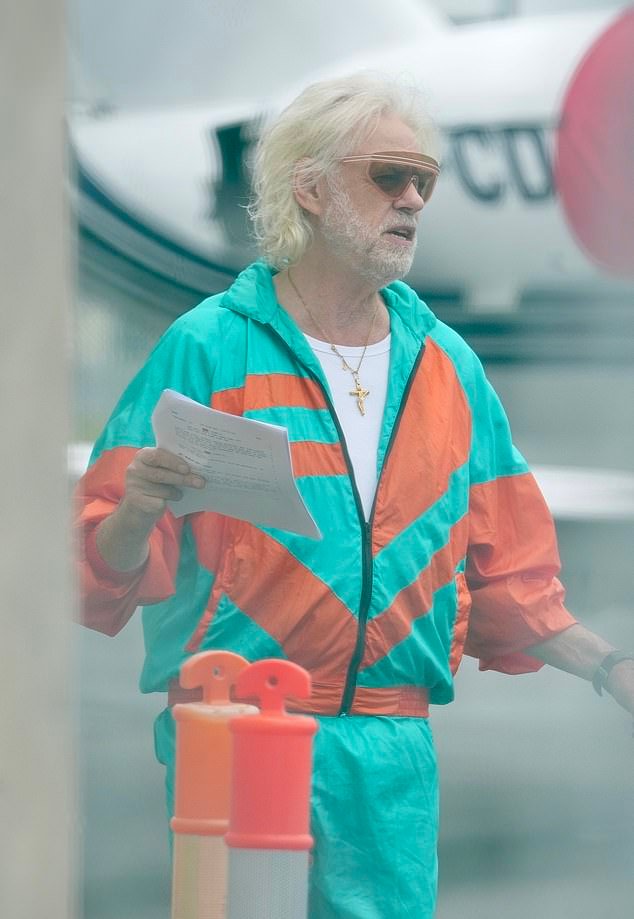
69, 1, 634, 311
68, 1, 634, 522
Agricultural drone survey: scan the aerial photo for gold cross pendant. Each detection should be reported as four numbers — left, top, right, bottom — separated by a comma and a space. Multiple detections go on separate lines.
350, 375, 370, 416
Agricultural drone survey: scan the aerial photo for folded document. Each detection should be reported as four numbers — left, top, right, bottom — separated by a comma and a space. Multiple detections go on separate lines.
151, 389, 321, 539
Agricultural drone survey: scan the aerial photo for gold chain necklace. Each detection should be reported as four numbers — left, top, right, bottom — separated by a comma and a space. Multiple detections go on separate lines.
287, 269, 379, 416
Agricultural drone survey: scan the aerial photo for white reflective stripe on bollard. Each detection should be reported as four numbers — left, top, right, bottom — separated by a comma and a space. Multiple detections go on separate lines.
227, 850, 309, 919
172, 834, 229, 919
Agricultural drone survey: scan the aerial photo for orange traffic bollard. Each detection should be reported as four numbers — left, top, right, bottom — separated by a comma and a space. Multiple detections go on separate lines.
170, 651, 257, 919
226, 659, 317, 919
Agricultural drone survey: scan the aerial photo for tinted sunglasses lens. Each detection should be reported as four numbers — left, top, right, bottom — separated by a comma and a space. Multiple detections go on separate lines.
368, 163, 413, 197
417, 171, 438, 202
368, 162, 437, 201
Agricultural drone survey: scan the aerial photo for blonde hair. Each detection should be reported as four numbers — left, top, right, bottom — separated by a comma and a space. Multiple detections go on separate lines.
249, 73, 440, 268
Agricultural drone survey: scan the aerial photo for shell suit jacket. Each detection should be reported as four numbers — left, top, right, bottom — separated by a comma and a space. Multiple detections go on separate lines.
77, 261, 577, 716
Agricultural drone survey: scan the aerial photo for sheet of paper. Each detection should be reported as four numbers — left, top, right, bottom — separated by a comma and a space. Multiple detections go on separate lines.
151, 389, 321, 539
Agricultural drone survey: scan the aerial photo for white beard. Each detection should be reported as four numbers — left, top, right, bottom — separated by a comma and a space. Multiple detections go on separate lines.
319, 178, 418, 287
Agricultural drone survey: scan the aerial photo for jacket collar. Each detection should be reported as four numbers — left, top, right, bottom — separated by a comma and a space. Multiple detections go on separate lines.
221, 260, 437, 344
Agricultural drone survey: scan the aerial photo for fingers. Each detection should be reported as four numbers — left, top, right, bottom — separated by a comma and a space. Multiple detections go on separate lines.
135, 448, 206, 489
139, 447, 189, 473
122, 447, 206, 521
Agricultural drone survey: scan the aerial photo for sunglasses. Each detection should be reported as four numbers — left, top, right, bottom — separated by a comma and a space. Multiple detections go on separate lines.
340, 151, 440, 203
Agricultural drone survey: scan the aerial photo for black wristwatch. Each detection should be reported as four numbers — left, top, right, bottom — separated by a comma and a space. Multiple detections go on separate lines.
592, 651, 634, 696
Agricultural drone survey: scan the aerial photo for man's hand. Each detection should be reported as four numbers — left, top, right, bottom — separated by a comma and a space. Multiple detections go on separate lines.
528, 623, 634, 717
94, 448, 205, 572
120, 447, 205, 523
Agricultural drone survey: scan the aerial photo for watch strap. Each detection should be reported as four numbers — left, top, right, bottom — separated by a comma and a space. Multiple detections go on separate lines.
592, 650, 634, 696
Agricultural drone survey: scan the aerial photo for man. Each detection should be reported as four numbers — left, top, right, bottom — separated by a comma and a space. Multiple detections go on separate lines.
77, 74, 634, 918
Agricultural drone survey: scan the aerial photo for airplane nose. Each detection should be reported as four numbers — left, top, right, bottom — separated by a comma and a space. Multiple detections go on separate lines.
554, 7, 634, 279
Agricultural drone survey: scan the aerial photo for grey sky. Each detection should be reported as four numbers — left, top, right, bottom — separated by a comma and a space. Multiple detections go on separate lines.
69, 0, 442, 108
70, 0, 627, 109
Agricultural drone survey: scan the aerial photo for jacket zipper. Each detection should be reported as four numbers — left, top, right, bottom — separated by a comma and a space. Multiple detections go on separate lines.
268, 324, 425, 716
337, 344, 426, 715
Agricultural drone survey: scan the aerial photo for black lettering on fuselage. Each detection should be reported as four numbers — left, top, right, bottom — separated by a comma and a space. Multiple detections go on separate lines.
446, 123, 554, 204
449, 128, 505, 202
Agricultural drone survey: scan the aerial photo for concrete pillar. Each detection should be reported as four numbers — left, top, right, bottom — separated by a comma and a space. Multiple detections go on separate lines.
0, 2, 76, 917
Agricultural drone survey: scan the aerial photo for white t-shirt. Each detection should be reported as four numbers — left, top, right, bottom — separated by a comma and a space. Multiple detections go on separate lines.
305, 332, 391, 520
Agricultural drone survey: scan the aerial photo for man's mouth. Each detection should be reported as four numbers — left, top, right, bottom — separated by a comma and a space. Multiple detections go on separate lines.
384, 225, 416, 242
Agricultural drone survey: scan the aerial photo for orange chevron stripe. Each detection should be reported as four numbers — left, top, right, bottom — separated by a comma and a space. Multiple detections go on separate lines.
210, 387, 244, 416
211, 373, 328, 415
467, 473, 561, 575
290, 440, 346, 478
187, 526, 358, 680
361, 515, 470, 669
372, 339, 471, 555
189, 508, 233, 578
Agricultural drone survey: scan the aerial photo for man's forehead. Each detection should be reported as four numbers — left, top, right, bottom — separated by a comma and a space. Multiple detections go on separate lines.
354, 112, 421, 156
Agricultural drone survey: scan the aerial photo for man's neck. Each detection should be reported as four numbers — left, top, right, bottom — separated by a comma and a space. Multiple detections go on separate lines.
273, 255, 391, 347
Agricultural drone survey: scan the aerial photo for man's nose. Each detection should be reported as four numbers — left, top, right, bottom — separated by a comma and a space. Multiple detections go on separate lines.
394, 177, 425, 213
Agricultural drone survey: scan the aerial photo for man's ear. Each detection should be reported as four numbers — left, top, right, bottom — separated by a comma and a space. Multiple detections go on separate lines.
292, 158, 324, 217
